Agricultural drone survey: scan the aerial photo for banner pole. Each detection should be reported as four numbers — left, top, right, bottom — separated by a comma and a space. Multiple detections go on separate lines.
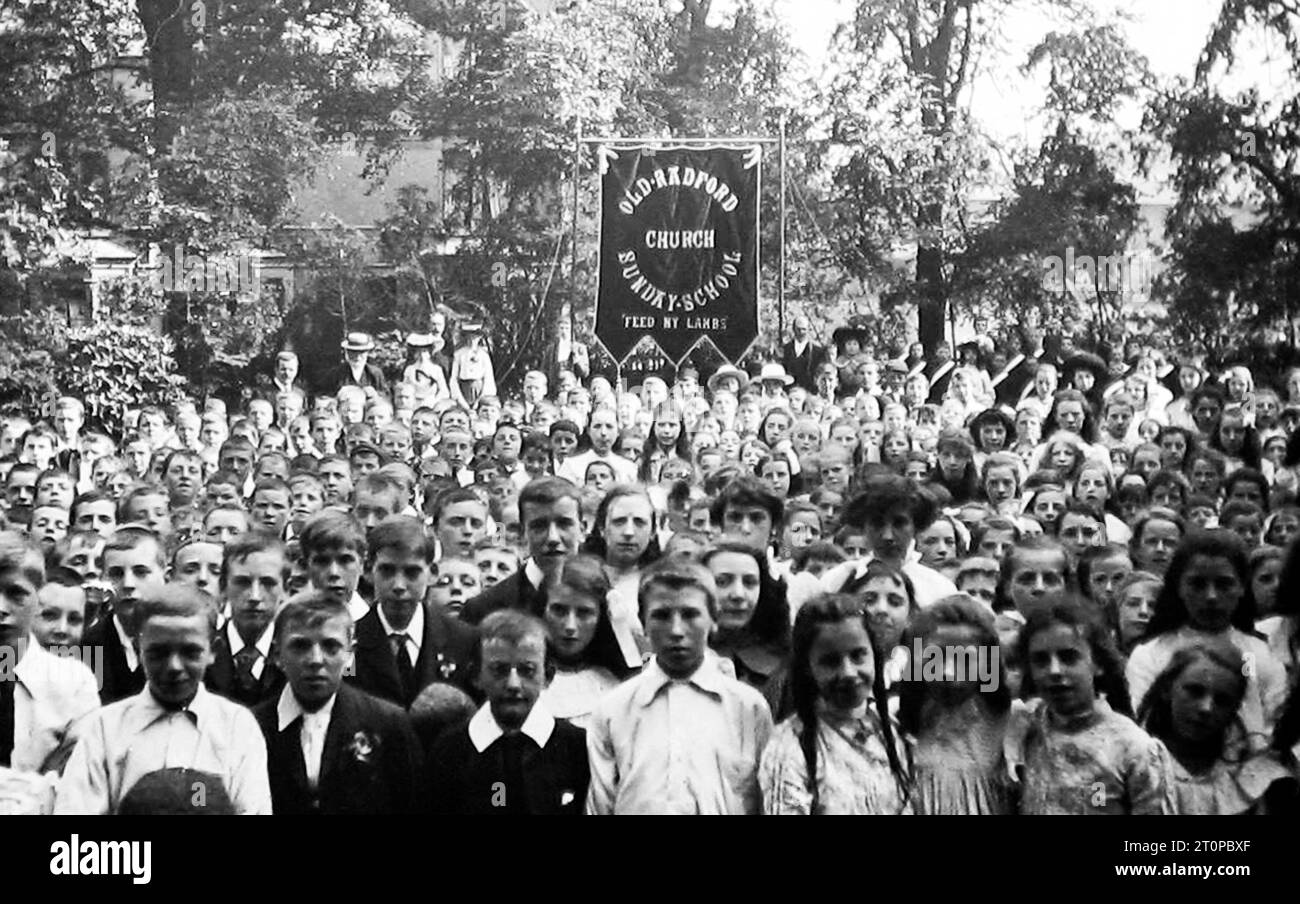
778, 113, 787, 347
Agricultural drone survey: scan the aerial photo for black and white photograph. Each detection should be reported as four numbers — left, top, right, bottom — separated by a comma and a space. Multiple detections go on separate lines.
0, 0, 1297, 881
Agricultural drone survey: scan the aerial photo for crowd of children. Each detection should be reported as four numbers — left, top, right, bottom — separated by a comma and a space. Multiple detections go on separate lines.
1, 320, 1299, 815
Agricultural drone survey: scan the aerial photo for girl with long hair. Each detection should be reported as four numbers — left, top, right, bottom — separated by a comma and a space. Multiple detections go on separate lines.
1012, 596, 1166, 814
703, 542, 791, 690
540, 556, 635, 728
759, 593, 912, 814
898, 595, 1015, 814
1138, 638, 1296, 814
637, 401, 692, 484
1125, 530, 1287, 736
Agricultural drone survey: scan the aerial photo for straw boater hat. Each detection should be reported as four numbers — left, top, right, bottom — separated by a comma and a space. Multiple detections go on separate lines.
406, 332, 436, 348
708, 365, 750, 394
341, 331, 376, 353
759, 363, 795, 386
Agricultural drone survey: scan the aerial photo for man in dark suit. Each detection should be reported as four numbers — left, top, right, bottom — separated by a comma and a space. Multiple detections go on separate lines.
205, 533, 289, 706
348, 516, 478, 706
254, 592, 424, 815
428, 610, 588, 815
780, 315, 828, 393
85, 526, 164, 703
333, 332, 389, 396
460, 477, 583, 626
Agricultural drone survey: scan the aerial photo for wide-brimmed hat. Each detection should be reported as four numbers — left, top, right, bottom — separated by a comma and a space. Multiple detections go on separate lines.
832, 326, 866, 348
758, 363, 794, 386
708, 365, 750, 394
968, 406, 1016, 444
1063, 351, 1108, 383
406, 332, 437, 348
341, 331, 375, 352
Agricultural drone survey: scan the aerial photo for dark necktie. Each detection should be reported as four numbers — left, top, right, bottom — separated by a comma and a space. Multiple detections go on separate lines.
391, 633, 415, 702
500, 733, 528, 816
0, 673, 15, 767
234, 646, 261, 696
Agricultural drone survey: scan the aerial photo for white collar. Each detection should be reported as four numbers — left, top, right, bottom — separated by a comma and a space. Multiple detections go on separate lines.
524, 558, 546, 592
113, 614, 139, 672
347, 591, 371, 623
633, 652, 728, 708
275, 683, 339, 732
226, 619, 274, 659
467, 699, 556, 753
376, 600, 425, 652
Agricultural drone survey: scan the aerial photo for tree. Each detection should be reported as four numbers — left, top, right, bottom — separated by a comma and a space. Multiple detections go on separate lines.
813, 0, 1086, 354
949, 24, 1151, 349
1145, 0, 1300, 366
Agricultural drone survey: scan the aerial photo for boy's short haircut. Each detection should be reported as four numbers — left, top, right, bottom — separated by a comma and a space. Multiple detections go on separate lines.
6, 462, 40, 487
1219, 500, 1263, 526
378, 461, 416, 490
43, 565, 86, 588
131, 583, 214, 637
473, 535, 517, 555
218, 437, 256, 458
438, 407, 472, 427
432, 487, 488, 526
117, 483, 168, 521
638, 558, 718, 620
219, 531, 289, 589
103, 524, 166, 568
783, 499, 822, 525
288, 472, 324, 493
36, 468, 75, 491
367, 515, 435, 565
70, 489, 115, 520
1186, 493, 1218, 512
297, 510, 367, 558
549, 420, 580, 438
792, 541, 846, 572
355, 473, 404, 502
251, 477, 291, 499
317, 454, 349, 471
0, 530, 46, 586
472, 609, 553, 680
521, 433, 552, 455
955, 556, 1000, 585
50, 528, 103, 565
273, 589, 353, 644
290, 454, 320, 474
517, 476, 582, 519
206, 470, 242, 489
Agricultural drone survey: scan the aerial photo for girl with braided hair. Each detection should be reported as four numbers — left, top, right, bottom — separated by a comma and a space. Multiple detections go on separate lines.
759, 593, 912, 814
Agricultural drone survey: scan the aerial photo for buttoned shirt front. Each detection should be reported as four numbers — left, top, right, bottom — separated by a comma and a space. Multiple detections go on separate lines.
275, 686, 339, 790
11, 640, 101, 775
54, 685, 272, 815
585, 655, 773, 815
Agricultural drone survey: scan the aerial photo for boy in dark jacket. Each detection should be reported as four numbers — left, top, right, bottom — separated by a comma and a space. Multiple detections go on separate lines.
428, 610, 588, 815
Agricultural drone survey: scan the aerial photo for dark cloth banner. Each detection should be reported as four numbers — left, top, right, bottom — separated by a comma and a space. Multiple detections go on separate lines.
595, 143, 760, 367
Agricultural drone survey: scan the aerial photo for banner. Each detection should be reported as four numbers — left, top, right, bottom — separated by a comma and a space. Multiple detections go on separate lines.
594, 143, 760, 367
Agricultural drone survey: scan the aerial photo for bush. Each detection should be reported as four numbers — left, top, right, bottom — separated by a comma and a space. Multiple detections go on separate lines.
63, 321, 188, 435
